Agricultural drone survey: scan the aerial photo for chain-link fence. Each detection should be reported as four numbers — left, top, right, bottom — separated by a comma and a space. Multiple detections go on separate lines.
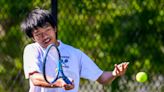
79, 75, 164, 92
0, 0, 164, 92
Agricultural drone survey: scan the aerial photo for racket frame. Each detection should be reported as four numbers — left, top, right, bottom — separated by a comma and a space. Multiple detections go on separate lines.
43, 44, 72, 84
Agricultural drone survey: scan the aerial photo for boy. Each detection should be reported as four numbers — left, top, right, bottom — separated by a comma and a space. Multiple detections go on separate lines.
21, 8, 129, 92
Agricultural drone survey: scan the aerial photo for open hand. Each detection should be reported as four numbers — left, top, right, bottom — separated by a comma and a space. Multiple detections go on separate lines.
112, 62, 129, 77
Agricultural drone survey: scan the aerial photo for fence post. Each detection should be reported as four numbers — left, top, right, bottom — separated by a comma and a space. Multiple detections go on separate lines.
51, 0, 58, 38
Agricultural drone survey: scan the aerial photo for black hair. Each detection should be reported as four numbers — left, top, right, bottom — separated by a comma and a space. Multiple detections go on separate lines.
20, 8, 57, 38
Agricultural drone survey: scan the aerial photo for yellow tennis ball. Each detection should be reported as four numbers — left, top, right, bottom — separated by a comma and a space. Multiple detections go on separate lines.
136, 72, 148, 82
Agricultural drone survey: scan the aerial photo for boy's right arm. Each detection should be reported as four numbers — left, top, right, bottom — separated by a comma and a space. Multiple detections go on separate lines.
29, 72, 55, 87
29, 72, 74, 90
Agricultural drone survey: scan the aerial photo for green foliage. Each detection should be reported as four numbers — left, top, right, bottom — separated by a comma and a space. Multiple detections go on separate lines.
58, 0, 164, 72
58, 0, 164, 91
0, 0, 163, 92
0, 0, 50, 92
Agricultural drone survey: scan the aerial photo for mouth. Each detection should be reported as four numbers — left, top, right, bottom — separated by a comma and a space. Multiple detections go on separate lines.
43, 38, 51, 45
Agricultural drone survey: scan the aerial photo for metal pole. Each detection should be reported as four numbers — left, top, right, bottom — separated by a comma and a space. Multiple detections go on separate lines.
51, 0, 58, 38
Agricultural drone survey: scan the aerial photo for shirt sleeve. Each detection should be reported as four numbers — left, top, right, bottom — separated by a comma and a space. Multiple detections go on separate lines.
23, 45, 42, 79
80, 51, 103, 81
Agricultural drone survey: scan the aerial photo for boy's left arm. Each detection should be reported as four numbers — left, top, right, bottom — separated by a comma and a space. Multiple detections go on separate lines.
97, 62, 129, 84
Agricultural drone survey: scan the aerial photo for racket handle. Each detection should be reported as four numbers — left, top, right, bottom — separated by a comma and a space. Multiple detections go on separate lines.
63, 77, 72, 84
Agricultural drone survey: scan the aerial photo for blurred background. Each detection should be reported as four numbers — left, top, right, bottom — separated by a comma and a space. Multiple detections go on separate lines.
0, 0, 164, 92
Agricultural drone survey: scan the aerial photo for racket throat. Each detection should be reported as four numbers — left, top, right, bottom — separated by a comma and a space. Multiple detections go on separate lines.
57, 61, 71, 84
58, 60, 63, 71
57, 60, 65, 77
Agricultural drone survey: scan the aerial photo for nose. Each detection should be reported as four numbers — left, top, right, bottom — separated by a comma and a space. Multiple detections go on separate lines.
42, 30, 49, 37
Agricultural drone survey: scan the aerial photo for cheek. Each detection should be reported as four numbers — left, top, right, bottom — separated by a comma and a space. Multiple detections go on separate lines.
51, 30, 56, 34
50, 31, 56, 37
32, 37, 43, 45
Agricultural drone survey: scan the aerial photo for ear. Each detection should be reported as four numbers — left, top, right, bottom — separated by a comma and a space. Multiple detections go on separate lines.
32, 37, 36, 42
54, 26, 57, 32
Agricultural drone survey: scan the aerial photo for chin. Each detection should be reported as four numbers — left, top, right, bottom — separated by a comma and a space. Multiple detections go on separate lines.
41, 41, 54, 48
40, 44, 49, 48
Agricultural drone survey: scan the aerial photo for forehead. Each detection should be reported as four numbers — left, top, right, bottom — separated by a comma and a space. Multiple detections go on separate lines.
33, 23, 52, 33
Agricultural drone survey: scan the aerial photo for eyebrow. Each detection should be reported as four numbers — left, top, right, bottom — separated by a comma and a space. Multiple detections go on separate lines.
42, 22, 51, 28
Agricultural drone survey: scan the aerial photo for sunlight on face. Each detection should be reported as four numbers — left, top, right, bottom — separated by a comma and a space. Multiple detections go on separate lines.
32, 23, 57, 48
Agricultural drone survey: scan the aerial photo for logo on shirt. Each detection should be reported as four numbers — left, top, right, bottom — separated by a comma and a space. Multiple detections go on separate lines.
61, 56, 70, 68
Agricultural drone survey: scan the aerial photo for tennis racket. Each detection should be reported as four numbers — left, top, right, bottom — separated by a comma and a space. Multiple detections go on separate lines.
43, 43, 72, 84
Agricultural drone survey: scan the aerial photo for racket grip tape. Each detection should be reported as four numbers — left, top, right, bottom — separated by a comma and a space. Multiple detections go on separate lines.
63, 77, 72, 84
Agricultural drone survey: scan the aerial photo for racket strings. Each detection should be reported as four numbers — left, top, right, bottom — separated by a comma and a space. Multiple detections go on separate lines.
43, 44, 71, 84
43, 44, 60, 83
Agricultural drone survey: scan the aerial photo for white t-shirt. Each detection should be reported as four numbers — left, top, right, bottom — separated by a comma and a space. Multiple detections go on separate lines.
23, 40, 103, 92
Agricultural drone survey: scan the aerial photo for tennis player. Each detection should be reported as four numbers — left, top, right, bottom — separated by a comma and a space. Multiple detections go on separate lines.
21, 8, 129, 92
